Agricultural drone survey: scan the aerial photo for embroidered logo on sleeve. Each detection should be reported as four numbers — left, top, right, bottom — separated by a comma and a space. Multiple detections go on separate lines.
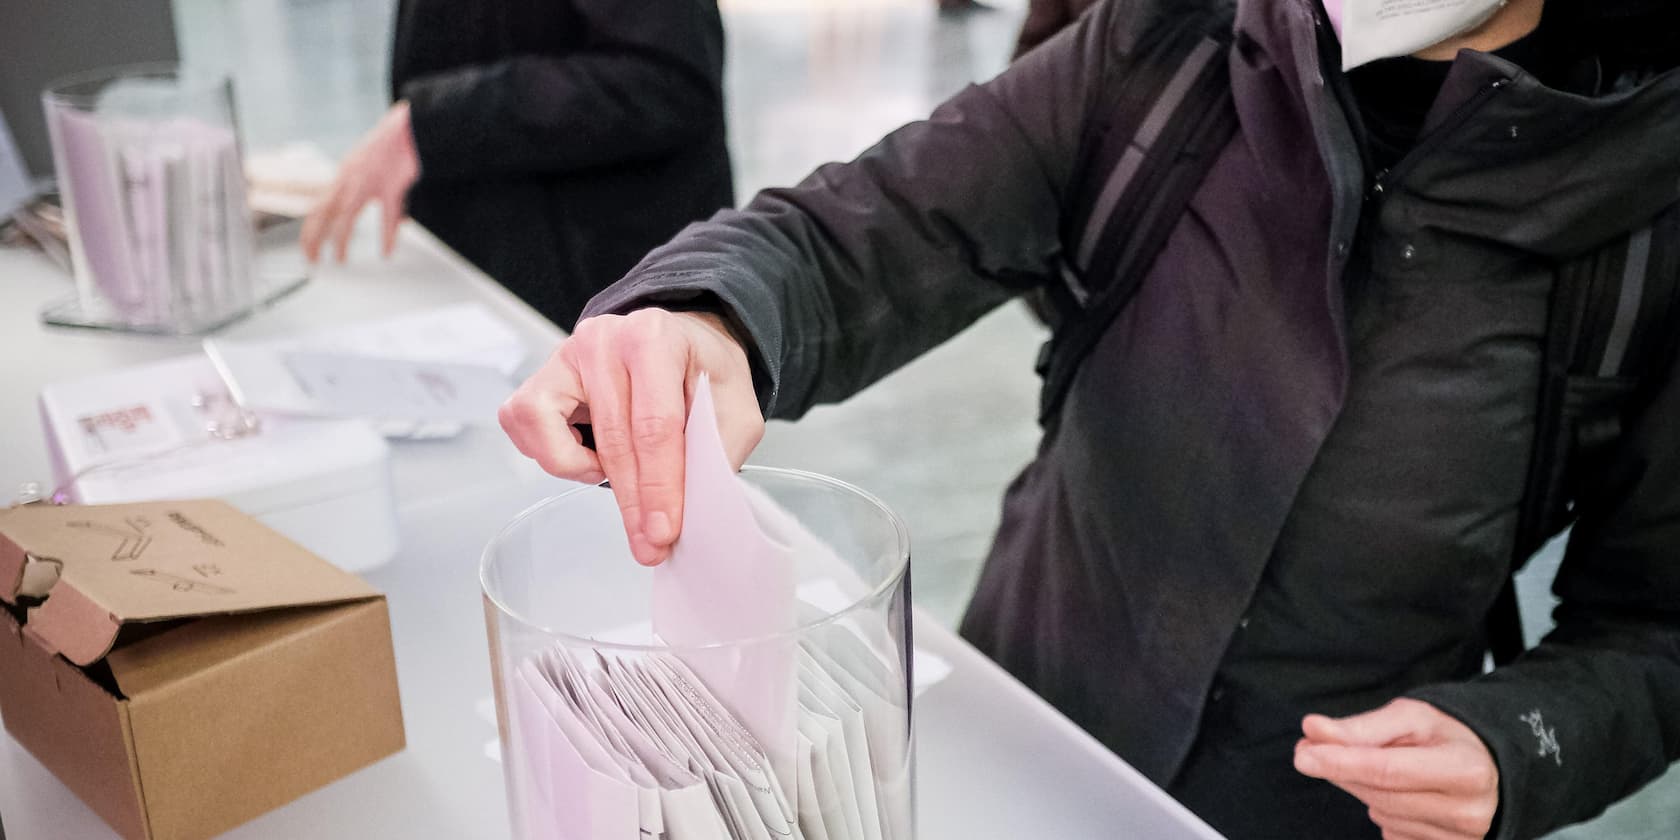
1519, 710, 1563, 767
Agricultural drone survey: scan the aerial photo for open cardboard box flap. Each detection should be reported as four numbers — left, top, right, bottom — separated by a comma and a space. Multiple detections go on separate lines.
0, 499, 379, 667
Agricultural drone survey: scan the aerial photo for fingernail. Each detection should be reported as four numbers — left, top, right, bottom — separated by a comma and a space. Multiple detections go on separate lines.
1294, 750, 1318, 773
646, 511, 674, 545
630, 533, 661, 567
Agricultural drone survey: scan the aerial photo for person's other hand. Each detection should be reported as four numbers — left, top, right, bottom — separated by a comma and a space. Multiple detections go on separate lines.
1295, 698, 1500, 840
500, 309, 764, 566
301, 101, 419, 263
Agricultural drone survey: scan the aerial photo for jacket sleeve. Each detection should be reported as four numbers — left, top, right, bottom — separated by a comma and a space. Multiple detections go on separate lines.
397, 0, 725, 179
1408, 347, 1680, 839
581, 0, 1126, 419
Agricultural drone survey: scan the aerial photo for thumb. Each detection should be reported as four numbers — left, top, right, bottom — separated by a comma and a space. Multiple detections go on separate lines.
1304, 700, 1433, 747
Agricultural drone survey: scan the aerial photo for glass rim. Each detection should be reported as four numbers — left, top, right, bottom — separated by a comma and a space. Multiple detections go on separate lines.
479, 465, 912, 653
41, 62, 229, 106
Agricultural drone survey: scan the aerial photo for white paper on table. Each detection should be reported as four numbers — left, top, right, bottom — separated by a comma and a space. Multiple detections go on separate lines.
203, 303, 526, 433
205, 340, 515, 425
653, 374, 799, 791
273, 303, 528, 375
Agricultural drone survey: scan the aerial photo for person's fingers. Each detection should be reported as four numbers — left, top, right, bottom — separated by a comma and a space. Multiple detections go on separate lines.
1295, 743, 1487, 794
379, 192, 403, 257
1338, 783, 1496, 838
499, 353, 603, 482
299, 182, 343, 263
1367, 808, 1474, 840
1304, 699, 1439, 747
328, 182, 370, 264
622, 311, 690, 557
574, 325, 656, 565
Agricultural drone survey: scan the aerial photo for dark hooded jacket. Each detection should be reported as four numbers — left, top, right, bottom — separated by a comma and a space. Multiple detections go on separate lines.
389, 0, 734, 329
582, 1, 1680, 837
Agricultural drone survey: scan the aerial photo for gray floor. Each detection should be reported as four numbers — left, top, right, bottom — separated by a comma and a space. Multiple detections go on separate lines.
171, 0, 1676, 835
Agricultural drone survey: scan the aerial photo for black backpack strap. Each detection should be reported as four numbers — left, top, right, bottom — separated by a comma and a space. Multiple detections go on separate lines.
1493, 204, 1680, 665
1035, 1, 1239, 428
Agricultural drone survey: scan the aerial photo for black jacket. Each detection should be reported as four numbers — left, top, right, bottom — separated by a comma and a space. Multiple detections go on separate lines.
390, 0, 734, 329
582, 1, 1680, 837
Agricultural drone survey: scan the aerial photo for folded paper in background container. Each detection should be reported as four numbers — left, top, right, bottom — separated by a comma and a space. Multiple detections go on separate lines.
481, 377, 915, 840
40, 65, 304, 336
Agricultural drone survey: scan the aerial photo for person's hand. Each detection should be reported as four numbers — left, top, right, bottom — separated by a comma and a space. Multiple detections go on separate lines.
1295, 698, 1500, 840
301, 101, 419, 263
500, 309, 764, 566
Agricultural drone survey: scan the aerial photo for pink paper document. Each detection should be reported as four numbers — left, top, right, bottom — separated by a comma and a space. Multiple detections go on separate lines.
652, 375, 799, 790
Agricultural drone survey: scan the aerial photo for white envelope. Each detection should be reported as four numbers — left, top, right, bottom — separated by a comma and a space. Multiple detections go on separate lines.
649, 656, 802, 839
798, 689, 868, 840
799, 660, 885, 840
794, 734, 835, 840
800, 641, 910, 840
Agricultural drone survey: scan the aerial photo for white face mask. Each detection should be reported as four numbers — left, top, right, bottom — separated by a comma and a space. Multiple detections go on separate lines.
1323, 0, 1510, 70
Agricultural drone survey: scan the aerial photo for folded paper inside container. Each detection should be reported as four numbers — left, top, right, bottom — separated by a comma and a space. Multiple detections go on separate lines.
482, 376, 918, 840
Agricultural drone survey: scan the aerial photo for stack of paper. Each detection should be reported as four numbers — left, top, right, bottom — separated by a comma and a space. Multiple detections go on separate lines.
503, 377, 912, 840
52, 84, 254, 328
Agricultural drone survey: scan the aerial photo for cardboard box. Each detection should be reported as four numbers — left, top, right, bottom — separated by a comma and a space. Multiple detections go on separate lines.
0, 500, 405, 840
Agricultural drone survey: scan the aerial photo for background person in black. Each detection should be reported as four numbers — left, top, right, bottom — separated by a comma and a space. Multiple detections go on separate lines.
301, 0, 734, 330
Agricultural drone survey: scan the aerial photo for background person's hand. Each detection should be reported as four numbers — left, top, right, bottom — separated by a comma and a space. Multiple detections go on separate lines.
500, 309, 764, 566
1295, 698, 1500, 840
301, 101, 419, 263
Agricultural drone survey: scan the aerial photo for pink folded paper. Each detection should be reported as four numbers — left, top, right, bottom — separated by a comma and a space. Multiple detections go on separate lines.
652, 374, 799, 794
509, 660, 640, 840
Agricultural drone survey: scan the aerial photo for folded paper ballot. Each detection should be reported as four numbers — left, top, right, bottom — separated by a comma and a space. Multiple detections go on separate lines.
505, 377, 912, 840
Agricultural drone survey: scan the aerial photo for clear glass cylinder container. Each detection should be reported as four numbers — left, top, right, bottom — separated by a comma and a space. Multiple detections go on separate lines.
41, 64, 265, 334
482, 467, 915, 840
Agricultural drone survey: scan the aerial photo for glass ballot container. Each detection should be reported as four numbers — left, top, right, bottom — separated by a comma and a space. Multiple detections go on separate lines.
41, 65, 300, 335
481, 467, 915, 840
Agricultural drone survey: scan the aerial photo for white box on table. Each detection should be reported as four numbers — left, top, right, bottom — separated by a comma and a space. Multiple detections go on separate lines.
37, 354, 397, 573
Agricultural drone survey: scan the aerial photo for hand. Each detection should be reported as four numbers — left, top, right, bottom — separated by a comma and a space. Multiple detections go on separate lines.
1295, 699, 1500, 840
301, 101, 420, 263
500, 309, 764, 566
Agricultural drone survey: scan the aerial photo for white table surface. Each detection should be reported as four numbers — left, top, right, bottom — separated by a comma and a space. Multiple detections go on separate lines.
0, 224, 1220, 840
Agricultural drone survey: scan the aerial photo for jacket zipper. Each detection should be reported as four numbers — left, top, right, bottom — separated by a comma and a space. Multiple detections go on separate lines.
1368, 77, 1515, 201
